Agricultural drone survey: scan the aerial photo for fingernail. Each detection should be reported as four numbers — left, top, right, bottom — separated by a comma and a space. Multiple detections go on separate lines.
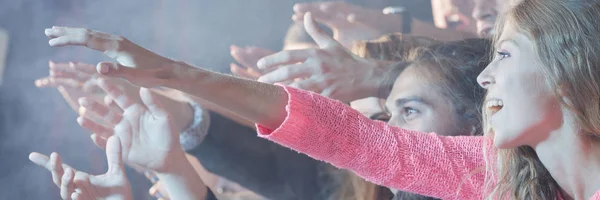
98, 63, 111, 74
78, 107, 86, 116
44, 28, 53, 35
257, 59, 265, 68
76, 116, 84, 125
257, 76, 266, 83
78, 98, 89, 106
48, 39, 57, 46
34, 80, 42, 87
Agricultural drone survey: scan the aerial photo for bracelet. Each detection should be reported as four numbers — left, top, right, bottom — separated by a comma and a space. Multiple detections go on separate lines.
179, 100, 210, 151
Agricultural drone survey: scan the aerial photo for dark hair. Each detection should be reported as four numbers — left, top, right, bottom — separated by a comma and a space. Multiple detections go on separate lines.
351, 33, 438, 62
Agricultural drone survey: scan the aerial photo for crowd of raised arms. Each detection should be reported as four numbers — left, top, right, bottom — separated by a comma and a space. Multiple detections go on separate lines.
28, 0, 600, 199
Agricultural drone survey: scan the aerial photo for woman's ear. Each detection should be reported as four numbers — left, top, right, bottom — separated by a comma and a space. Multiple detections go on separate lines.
557, 87, 573, 106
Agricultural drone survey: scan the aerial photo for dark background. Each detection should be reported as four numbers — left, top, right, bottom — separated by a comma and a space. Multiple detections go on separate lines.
0, 0, 430, 199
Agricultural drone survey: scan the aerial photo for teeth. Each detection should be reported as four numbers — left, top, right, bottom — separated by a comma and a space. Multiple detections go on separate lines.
486, 100, 504, 108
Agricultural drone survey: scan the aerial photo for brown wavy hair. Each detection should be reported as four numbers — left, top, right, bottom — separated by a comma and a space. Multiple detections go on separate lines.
486, 0, 600, 199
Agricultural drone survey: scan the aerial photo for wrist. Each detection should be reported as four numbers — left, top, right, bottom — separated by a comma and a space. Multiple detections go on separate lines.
158, 149, 189, 174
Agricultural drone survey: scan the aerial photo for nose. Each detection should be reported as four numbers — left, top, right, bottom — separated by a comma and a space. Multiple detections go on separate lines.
477, 67, 495, 89
471, 0, 497, 21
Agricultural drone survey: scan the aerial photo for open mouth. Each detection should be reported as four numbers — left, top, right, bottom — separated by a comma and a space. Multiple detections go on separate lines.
486, 99, 504, 115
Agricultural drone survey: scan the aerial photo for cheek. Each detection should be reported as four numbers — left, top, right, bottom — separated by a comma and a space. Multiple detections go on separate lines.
412, 112, 459, 135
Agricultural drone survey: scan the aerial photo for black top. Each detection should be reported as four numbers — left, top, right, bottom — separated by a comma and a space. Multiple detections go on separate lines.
188, 111, 327, 200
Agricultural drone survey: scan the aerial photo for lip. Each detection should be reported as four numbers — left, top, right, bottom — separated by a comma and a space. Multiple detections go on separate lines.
485, 97, 504, 116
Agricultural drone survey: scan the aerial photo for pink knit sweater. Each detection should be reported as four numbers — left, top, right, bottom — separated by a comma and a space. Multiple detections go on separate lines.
256, 86, 600, 200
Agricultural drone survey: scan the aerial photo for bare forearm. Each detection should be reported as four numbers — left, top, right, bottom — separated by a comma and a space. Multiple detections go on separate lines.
166, 62, 289, 130
187, 96, 256, 129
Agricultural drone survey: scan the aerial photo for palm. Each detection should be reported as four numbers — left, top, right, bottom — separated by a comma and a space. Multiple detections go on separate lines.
117, 105, 178, 171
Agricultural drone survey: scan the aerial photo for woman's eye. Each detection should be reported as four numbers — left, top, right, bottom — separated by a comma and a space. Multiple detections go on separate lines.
496, 51, 510, 60
402, 107, 419, 120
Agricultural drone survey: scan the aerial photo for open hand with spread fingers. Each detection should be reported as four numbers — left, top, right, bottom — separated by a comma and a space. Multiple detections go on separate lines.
35, 61, 106, 112
291, 2, 401, 47
29, 136, 134, 200
76, 77, 185, 173
257, 12, 390, 103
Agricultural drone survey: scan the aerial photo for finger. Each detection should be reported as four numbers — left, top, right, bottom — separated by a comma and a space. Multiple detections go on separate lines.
72, 171, 92, 200
230, 63, 260, 80
293, 2, 345, 21
51, 152, 66, 187
49, 62, 94, 79
46, 27, 123, 54
304, 12, 339, 48
90, 134, 108, 150
96, 77, 136, 110
35, 77, 82, 89
105, 136, 125, 174
77, 116, 114, 138
257, 63, 316, 83
60, 168, 75, 200
28, 152, 72, 174
140, 88, 169, 118
256, 49, 314, 69
104, 95, 124, 113
289, 78, 325, 94
79, 97, 123, 125
231, 46, 272, 70
81, 79, 103, 94
69, 62, 98, 75
144, 171, 159, 183
230, 45, 257, 69
149, 181, 169, 199
247, 46, 276, 58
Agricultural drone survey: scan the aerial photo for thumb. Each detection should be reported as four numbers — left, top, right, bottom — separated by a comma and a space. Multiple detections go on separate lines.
304, 12, 339, 48
96, 62, 140, 78
105, 136, 125, 174
139, 88, 169, 118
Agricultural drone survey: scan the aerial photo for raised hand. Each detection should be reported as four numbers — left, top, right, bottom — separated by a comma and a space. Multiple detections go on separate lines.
29, 136, 134, 200
257, 12, 389, 103
44, 26, 185, 88
45, 27, 170, 69
35, 61, 105, 112
77, 78, 185, 173
291, 2, 401, 47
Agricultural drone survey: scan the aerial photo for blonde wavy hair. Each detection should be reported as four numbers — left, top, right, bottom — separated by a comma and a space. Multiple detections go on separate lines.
485, 0, 600, 199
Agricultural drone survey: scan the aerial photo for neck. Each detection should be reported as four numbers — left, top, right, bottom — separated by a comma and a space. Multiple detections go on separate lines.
533, 117, 600, 199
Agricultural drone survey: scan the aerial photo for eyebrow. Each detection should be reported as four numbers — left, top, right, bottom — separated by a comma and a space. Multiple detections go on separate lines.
395, 96, 428, 107
496, 38, 519, 48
